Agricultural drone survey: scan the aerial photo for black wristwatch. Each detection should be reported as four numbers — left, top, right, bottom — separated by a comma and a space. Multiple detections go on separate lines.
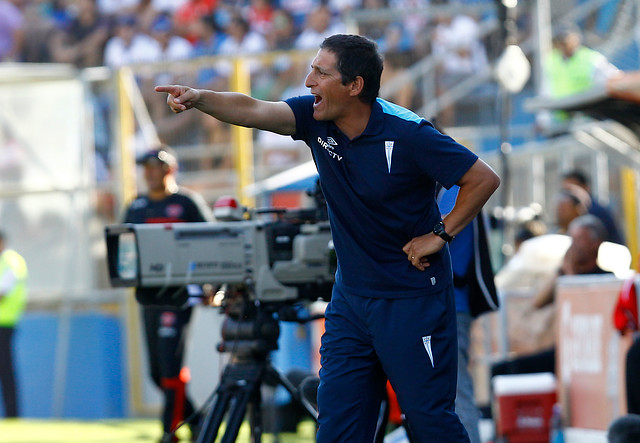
433, 221, 455, 242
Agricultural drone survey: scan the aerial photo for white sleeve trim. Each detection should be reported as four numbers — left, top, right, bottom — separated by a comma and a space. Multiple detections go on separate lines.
0, 268, 17, 295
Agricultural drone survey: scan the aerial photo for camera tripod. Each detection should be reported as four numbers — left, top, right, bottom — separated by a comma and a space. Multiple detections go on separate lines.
195, 296, 321, 443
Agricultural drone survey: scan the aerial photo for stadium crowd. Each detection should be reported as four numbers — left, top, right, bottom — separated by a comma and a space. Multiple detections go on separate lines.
0, 0, 492, 76
0, 0, 497, 179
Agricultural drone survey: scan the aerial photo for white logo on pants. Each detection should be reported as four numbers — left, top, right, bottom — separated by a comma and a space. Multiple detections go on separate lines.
422, 335, 434, 368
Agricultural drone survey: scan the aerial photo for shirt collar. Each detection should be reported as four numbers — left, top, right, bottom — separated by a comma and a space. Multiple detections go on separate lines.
328, 99, 385, 138
362, 99, 385, 136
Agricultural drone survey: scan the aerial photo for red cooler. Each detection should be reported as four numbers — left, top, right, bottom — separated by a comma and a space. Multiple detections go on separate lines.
492, 372, 557, 443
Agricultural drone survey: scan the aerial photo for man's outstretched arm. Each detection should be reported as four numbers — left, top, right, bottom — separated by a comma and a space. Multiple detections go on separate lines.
155, 85, 297, 136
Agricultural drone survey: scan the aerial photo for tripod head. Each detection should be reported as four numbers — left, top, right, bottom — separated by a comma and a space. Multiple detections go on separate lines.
216, 286, 325, 362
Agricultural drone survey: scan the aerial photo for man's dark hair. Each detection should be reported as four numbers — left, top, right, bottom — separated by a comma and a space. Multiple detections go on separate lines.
608, 414, 640, 443
562, 169, 590, 188
568, 214, 607, 242
555, 22, 582, 42
320, 34, 383, 105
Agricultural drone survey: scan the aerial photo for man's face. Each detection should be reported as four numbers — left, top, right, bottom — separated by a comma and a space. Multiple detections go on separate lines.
143, 161, 169, 192
304, 49, 353, 122
556, 195, 580, 230
558, 33, 581, 57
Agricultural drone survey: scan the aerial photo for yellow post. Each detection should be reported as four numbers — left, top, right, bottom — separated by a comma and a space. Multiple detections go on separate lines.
229, 58, 255, 208
116, 67, 146, 416
116, 67, 137, 210
621, 166, 638, 270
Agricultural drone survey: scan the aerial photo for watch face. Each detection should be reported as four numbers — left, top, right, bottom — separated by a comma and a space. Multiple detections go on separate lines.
434, 222, 452, 241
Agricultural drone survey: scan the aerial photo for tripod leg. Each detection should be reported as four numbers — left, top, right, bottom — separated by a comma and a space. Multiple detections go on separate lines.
248, 387, 263, 443
221, 389, 253, 443
197, 390, 233, 443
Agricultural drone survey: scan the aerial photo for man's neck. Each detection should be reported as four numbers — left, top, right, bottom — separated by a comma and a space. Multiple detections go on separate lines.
148, 186, 175, 201
334, 101, 373, 140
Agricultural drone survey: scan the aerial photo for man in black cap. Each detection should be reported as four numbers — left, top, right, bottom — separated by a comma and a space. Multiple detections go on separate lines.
123, 145, 213, 442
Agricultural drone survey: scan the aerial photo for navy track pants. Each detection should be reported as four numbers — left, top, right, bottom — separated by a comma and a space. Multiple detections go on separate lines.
316, 284, 469, 443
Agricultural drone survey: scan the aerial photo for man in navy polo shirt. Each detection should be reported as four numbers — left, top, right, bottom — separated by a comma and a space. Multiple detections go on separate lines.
156, 34, 500, 442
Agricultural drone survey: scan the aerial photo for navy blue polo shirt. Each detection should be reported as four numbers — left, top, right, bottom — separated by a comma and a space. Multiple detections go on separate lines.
286, 95, 478, 298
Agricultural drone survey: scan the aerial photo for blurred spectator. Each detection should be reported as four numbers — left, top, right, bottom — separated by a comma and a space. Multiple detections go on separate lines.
539, 23, 621, 129
46, 0, 76, 30
50, 0, 110, 68
144, 12, 195, 134
380, 51, 415, 109
97, 0, 140, 18
218, 13, 268, 56
19, 1, 57, 63
279, 0, 318, 29
492, 214, 610, 377
388, 0, 427, 53
217, 13, 268, 79
0, 230, 28, 418
191, 13, 226, 58
143, 13, 204, 149
561, 168, 625, 245
0, 0, 24, 62
148, 13, 193, 61
103, 14, 159, 67
151, 0, 190, 14
358, 0, 388, 43
608, 414, 640, 443
173, 0, 216, 43
376, 22, 413, 54
545, 24, 619, 98
514, 219, 547, 252
266, 8, 297, 51
327, 0, 360, 16
189, 13, 227, 96
431, 14, 488, 127
202, 13, 269, 161
257, 8, 306, 101
294, 5, 345, 50
553, 185, 590, 235
245, 0, 275, 37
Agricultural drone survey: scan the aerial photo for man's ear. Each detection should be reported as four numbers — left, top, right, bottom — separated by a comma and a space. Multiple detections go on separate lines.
162, 164, 176, 175
349, 76, 364, 97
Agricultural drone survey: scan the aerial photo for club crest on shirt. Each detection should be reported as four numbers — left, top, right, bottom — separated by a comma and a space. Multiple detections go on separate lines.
385, 141, 394, 173
161, 311, 177, 327
166, 204, 184, 218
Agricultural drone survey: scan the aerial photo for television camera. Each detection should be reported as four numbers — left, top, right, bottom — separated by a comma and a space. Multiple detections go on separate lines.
105, 197, 335, 304
104, 190, 332, 442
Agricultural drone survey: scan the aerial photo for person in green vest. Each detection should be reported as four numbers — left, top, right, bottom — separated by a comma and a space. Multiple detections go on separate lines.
546, 24, 618, 98
0, 230, 27, 417
540, 23, 620, 128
